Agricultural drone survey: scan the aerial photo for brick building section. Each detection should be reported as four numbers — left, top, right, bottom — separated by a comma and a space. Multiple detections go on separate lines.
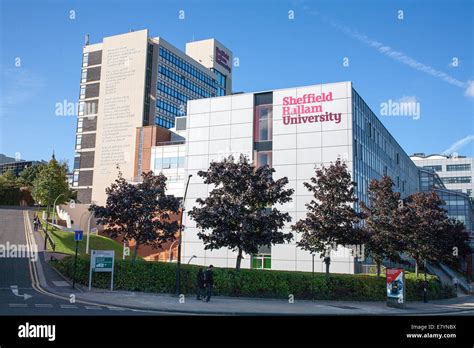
134, 125, 171, 179
99, 210, 182, 261
95, 125, 179, 261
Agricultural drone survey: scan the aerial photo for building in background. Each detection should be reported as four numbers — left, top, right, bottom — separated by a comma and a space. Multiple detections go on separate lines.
180, 81, 420, 274
0, 160, 43, 176
417, 167, 474, 278
411, 153, 474, 203
133, 117, 187, 198
72, 29, 232, 204
418, 167, 473, 232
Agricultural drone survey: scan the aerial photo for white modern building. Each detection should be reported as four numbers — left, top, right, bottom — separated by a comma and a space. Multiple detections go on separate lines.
175, 81, 419, 273
410, 153, 474, 201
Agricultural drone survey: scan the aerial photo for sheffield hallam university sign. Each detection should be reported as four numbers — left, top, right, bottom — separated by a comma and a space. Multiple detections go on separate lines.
281, 92, 342, 125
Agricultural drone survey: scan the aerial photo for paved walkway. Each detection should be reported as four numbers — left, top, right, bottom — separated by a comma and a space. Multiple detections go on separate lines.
48, 286, 474, 315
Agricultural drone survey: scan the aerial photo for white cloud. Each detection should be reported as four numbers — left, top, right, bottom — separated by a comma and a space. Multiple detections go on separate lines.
442, 135, 474, 155
464, 81, 474, 98
0, 66, 46, 117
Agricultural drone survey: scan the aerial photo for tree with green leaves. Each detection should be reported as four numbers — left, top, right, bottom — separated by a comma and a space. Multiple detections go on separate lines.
188, 154, 294, 271
32, 154, 72, 207
18, 163, 46, 187
292, 158, 363, 275
0, 170, 22, 205
360, 176, 405, 276
0, 170, 20, 188
90, 171, 180, 262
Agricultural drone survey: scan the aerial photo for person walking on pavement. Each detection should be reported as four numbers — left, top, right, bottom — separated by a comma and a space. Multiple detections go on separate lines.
204, 265, 214, 302
196, 268, 205, 300
33, 215, 39, 232
453, 277, 459, 291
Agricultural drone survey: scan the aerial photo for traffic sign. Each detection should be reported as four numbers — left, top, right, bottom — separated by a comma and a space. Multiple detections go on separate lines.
72, 230, 83, 289
74, 230, 83, 242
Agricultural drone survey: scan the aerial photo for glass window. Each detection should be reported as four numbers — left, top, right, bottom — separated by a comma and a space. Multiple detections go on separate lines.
423, 165, 442, 172
79, 101, 85, 113
73, 154, 81, 169
441, 176, 471, 184
75, 135, 82, 150
256, 151, 272, 168
73, 171, 79, 187
82, 53, 89, 67
447, 164, 471, 172
77, 118, 83, 133
81, 69, 87, 83
251, 254, 271, 269
254, 104, 273, 141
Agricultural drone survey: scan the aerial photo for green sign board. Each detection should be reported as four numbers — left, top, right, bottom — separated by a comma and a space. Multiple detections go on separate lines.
89, 250, 115, 291
94, 257, 113, 270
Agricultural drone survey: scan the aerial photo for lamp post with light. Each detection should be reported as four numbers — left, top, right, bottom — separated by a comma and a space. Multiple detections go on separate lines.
176, 174, 192, 296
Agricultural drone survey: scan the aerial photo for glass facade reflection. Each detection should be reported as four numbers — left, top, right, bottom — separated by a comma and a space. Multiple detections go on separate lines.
418, 168, 474, 232
156, 46, 219, 129
352, 89, 419, 210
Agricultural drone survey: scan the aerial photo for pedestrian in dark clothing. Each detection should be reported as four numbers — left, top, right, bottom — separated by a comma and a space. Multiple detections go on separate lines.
204, 265, 214, 302
196, 269, 205, 300
453, 277, 459, 291
33, 216, 39, 232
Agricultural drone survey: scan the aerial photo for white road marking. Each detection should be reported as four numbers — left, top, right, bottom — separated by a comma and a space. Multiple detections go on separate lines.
60, 304, 78, 309
85, 306, 103, 310
9, 303, 28, 307
34, 303, 53, 308
107, 306, 126, 311
10, 285, 33, 300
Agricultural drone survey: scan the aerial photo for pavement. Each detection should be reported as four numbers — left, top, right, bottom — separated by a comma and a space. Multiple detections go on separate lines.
1, 206, 474, 316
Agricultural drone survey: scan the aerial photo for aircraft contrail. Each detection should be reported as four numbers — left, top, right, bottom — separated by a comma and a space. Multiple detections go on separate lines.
302, 7, 471, 93
442, 135, 474, 155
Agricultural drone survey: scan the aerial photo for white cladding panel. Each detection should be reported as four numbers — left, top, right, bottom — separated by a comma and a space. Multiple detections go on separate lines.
183, 82, 356, 274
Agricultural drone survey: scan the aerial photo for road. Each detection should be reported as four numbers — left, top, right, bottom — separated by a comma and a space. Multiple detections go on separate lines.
0, 206, 161, 316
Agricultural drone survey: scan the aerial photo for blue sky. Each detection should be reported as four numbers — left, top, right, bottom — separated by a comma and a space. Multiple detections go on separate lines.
0, 0, 473, 167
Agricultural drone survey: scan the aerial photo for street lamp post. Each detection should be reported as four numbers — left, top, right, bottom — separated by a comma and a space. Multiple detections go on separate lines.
43, 187, 52, 251
78, 211, 89, 231
52, 193, 65, 225
176, 174, 192, 296
168, 240, 179, 262
423, 260, 428, 303
187, 255, 197, 264
312, 253, 315, 302
86, 212, 94, 254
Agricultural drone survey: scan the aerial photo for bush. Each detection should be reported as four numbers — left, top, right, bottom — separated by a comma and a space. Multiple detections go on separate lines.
51, 256, 455, 301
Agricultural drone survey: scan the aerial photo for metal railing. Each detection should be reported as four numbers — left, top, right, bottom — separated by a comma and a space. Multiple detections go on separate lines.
39, 220, 56, 252
356, 263, 384, 275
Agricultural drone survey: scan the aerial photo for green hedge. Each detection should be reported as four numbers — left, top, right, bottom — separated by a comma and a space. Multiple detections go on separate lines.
52, 256, 456, 301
